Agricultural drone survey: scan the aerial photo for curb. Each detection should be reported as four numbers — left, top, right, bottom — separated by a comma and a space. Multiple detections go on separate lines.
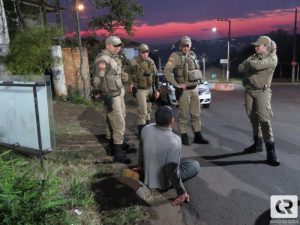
208, 82, 240, 91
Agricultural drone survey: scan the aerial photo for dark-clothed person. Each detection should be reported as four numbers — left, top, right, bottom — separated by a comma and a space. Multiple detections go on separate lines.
138, 106, 200, 205
238, 35, 280, 166
163, 36, 209, 145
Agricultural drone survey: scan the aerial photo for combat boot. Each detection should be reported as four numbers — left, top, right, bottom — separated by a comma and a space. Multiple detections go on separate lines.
266, 142, 280, 166
194, 131, 209, 144
106, 139, 114, 156
181, 133, 190, 145
244, 136, 263, 153
113, 144, 131, 164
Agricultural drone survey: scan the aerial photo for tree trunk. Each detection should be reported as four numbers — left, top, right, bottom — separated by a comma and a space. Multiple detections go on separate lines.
0, 0, 10, 57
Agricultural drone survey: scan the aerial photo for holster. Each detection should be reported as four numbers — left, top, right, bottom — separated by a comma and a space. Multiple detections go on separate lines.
101, 95, 113, 112
174, 86, 184, 100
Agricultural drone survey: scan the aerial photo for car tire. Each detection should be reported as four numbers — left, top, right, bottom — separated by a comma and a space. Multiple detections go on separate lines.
203, 104, 210, 109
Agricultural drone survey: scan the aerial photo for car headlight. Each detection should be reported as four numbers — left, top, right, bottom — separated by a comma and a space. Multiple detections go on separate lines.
203, 90, 210, 95
199, 90, 210, 95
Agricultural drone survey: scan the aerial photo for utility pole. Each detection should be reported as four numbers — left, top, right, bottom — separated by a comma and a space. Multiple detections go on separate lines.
217, 18, 231, 82
73, 0, 87, 97
292, 8, 298, 83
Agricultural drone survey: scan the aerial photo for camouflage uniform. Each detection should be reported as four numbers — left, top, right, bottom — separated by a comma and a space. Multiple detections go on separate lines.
164, 36, 209, 145
238, 35, 280, 166
131, 44, 159, 135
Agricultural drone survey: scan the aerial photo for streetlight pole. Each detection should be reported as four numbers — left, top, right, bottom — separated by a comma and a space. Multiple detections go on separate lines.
74, 0, 86, 97
217, 18, 231, 82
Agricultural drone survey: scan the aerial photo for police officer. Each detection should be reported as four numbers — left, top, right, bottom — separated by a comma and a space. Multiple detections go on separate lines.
92, 36, 130, 164
164, 36, 209, 145
130, 44, 160, 137
238, 35, 280, 166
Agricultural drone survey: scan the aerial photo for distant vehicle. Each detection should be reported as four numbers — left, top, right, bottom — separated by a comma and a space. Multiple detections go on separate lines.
157, 71, 211, 108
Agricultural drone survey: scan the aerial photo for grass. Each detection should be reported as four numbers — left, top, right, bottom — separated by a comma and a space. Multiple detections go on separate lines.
0, 99, 148, 225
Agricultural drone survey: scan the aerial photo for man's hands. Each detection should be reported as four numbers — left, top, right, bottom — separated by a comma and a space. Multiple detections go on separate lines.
171, 192, 190, 206
177, 83, 186, 90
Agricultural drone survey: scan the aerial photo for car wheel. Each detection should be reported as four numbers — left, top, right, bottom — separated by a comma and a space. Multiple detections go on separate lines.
203, 104, 210, 108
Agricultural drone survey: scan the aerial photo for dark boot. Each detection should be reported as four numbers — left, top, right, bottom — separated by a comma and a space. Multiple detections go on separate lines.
113, 144, 131, 164
122, 137, 130, 150
138, 124, 145, 139
266, 142, 280, 166
194, 131, 209, 144
181, 133, 190, 145
106, 139, 114, 156
244, 136, 263, 153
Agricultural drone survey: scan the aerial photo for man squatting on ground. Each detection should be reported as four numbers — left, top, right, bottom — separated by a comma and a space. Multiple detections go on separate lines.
92, 36, 130, 164
130, 44, 160, 137
164, 36, 209, 146
138, 106, 200, 205
238, 35, 280, 166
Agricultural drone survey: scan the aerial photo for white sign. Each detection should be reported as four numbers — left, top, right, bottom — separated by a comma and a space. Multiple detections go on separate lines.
220, 59, 228, 64
271, 195, 298, 219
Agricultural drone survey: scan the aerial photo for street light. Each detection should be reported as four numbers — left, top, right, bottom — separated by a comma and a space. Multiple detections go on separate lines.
217, 18, 231, 82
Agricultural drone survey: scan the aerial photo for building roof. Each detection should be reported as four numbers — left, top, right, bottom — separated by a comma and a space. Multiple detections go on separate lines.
15, 0, 64, 12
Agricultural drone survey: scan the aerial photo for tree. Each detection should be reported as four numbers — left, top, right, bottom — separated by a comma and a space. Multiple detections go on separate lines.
88, 0, 143, 36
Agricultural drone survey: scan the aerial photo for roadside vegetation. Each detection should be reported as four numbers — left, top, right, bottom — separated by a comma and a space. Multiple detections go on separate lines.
0, 99, 148, 225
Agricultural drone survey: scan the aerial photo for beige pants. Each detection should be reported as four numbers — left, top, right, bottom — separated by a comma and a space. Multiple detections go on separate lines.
106, 87, 126, 140
177, 86, 201, 134
136, 88, 153, 125
245, 88, 274, 142
106, 88, 126, 145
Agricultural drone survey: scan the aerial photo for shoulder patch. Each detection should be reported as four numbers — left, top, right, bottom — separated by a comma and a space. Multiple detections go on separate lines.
98, 62, 106, 70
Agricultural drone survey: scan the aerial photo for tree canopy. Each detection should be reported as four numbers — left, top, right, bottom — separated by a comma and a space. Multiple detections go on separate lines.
88, 0, 143, 36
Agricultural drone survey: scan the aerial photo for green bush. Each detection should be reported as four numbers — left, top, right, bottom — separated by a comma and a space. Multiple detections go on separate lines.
5, 26, 60, 75
0, 151, 70, 225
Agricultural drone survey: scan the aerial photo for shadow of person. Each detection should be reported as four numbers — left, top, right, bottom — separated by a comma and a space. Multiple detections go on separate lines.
209, 160, 267, 167
202, 151, 261, 160
91, 176, 150, 212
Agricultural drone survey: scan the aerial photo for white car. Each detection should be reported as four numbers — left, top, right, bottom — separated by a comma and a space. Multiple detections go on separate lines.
157, 72, 211, 108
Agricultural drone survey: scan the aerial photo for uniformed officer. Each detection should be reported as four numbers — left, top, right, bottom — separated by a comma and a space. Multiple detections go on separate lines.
92, 36, 130, 164
164, 36, 209, 145
238, 35, 280, 166
130, 44, 160, 137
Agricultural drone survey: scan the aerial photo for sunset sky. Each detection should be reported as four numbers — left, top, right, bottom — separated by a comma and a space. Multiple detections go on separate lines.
62, 0, 300, 44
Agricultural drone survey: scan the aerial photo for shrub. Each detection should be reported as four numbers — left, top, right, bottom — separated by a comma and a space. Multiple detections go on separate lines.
0, 151, 70, 225
5, 26, 60, 75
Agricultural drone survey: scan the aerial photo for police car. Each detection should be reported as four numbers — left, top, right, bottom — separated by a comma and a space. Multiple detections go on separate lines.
157, 71, 211, 108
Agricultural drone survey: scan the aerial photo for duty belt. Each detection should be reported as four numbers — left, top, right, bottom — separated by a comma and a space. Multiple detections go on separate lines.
186, 85, 197, 90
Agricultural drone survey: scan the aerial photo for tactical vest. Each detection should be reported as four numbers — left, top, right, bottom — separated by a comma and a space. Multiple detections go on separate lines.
135, 57, 156, 89
243, 53, 277, 89
173, 51, 202, 84
93, 51, 123, 96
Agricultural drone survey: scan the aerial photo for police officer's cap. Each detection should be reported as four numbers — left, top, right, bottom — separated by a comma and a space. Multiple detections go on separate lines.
138, 44, 149, 53
105, 36, 123, 47
155, 106, 174, 126
252, 36, 271, 47
180, 36, 192, 47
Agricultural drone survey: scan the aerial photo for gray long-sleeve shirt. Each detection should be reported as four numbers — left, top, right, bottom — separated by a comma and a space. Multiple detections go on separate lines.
138, 123, 186, 195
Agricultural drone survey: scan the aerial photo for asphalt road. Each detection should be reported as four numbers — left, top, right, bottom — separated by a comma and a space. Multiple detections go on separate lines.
177, 85, 300, 225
